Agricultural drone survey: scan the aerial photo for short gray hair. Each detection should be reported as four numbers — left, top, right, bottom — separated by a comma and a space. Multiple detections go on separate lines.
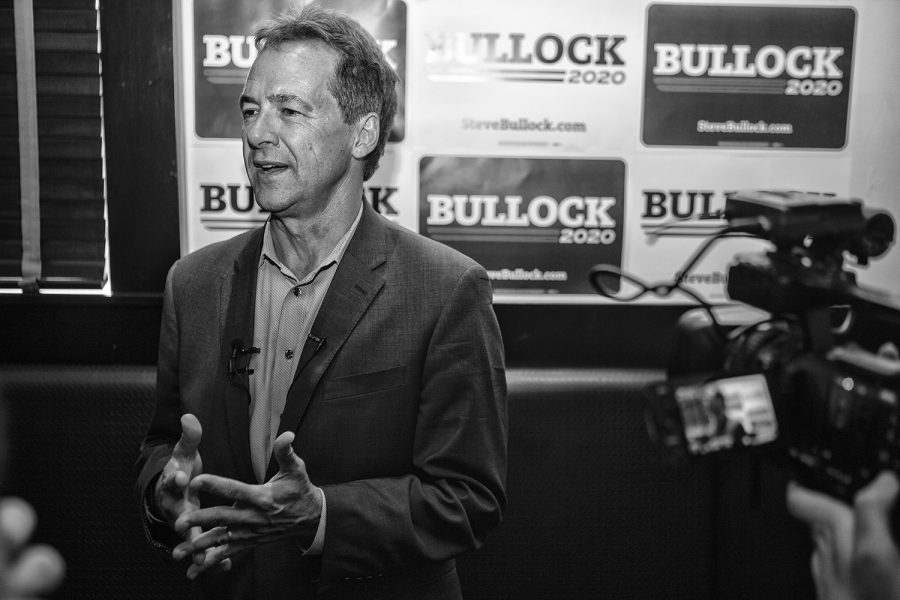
254, 4, 399, 181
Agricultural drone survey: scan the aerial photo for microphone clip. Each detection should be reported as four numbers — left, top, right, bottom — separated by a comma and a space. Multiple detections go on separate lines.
228, 338, 260, 377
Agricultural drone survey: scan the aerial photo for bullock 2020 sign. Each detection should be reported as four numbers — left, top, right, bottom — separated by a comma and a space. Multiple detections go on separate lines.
642, 4, 855, 148
418, 156, 625, 295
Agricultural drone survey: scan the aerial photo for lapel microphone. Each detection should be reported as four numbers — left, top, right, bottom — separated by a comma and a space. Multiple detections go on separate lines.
228, 335, 322, 381
307, 334, 325, 352
228, 338, 260, 376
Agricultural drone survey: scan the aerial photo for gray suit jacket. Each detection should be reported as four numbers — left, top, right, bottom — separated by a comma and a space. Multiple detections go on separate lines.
136, 201, 508, 599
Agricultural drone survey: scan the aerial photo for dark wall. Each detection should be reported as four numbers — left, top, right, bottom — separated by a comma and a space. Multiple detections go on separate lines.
101, 0, 181, 295
0, 290, 689, 368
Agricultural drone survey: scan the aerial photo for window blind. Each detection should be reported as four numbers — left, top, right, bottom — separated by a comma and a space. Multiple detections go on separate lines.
1, 0, 107, 291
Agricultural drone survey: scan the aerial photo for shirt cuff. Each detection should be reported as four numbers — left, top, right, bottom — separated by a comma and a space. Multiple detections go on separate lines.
143, 475, 168, 525
301, 487, 326, 555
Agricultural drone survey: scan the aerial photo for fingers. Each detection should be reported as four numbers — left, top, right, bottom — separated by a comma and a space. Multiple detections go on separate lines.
174, 525, 231, 561
174, 413, 203, 458
855, 472, 899, 522
172, 469, 190, 490
854, 472, 899, 550
786, 481, 851, 527
853, 472, 900, 575
788, 474, 900, 600
786, 481, 855, 563
0, 498, 65, 597
173, 526, 237, 580
3, 544, 66, 596
186, 524, 205, 548
174, 503, 257, 535
273, 432, 305, 473
0, 497, 37, 549
188, 474, 260, 507
186, 548, 233, 580
162, 414, 201, 495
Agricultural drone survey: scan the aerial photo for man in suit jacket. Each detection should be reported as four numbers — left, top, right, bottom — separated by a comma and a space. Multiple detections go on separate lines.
135, 5, 507, 599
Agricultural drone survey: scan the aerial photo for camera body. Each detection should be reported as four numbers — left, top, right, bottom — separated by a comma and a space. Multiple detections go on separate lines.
645, 190, 900, 501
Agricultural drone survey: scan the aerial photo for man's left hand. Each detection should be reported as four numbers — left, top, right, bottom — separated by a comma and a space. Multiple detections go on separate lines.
171, 432, 323, 580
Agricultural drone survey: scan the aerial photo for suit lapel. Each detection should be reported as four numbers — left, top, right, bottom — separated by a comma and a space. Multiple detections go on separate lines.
220, 227, 263, 484
272, 203, 387, 462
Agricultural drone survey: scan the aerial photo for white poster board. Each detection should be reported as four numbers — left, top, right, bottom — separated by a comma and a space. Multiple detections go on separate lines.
173, 0, 900, 305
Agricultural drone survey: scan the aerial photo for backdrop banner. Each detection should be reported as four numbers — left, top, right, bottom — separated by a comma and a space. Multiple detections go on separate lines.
174, 0, 900, 304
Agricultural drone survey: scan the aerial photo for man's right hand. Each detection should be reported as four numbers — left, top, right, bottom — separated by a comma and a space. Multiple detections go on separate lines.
152, 414, 232, 575
154, 414, 204, 528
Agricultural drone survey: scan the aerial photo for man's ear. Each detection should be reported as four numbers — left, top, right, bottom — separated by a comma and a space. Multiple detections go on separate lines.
351, 113, 380, 159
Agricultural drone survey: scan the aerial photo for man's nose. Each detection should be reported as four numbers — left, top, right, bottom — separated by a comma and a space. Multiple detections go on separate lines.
244, 110, 278, 147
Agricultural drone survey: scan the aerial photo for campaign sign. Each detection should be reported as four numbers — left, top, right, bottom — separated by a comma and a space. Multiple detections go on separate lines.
419, 156, 625, 295
193, 0, 407, 141
642, 4, 855, 148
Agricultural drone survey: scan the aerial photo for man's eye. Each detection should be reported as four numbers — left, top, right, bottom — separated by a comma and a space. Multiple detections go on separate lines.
282, 108, 300, 116
241, 107, 258, 119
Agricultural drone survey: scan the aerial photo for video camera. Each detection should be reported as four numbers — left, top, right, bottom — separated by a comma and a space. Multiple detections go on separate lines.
591, 190, 900, 501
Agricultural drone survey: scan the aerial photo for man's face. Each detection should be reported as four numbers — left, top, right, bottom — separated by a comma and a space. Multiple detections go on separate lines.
240, 40, 356, 218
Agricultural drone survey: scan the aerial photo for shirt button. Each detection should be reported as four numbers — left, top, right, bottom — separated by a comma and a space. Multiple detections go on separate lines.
285, 349, 294, 359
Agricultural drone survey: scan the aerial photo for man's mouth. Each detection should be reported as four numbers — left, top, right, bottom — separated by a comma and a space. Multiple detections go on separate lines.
254, 161, 287, 175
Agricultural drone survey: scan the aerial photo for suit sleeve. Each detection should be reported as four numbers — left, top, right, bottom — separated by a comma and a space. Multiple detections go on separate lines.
318, 263, 508, 581
134, 262, 187, 556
